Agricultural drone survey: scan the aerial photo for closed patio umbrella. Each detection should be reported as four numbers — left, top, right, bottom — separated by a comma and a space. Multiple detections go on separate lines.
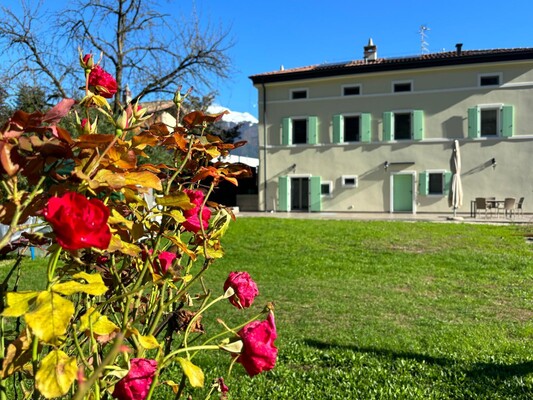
448, 140, 463, 218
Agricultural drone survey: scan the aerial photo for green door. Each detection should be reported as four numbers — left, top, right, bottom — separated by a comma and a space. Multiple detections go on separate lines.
393, 174, 413, 212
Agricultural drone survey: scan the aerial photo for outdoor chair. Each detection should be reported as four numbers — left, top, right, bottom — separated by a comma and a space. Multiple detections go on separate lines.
486, 196, 499, 217
475, 197, 491, 218
516, 197, 525, 217
503, 197, 516, 218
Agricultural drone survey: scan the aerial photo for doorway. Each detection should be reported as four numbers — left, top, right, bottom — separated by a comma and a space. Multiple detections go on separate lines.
391, 173, 415, 213
291, 177, 309, 211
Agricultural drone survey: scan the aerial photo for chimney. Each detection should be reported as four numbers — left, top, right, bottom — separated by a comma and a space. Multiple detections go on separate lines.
364, 38, 377, 61
455, 43, 463, 56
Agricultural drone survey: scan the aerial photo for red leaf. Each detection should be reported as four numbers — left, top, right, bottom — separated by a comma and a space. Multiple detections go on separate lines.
43, 99, 76, 124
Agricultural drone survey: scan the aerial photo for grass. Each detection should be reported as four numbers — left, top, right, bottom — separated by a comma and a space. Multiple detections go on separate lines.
2, 219, 533, 399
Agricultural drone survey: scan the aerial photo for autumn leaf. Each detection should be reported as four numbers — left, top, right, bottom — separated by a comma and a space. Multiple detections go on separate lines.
35, 349, 77, 399
51, 272, 109, 296
25, 291, 74, 344
177, 357, 204, 388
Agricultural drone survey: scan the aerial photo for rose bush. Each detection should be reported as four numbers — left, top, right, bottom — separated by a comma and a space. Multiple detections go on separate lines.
0, 48, 277, 400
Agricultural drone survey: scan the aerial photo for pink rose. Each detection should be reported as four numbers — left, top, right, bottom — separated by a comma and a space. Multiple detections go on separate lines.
236, 312, 278, 377
224, 271, 259, 309
156, 251, 176, 275
43, 192, 111, 251
182, 189, 211, 233
88, 65, 118, 98
112, 358, 157, 400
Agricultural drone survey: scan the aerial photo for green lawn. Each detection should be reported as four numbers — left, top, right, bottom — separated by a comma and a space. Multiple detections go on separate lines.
2, 219, 533, 399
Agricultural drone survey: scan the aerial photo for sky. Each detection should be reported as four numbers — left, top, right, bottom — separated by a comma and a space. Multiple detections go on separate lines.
3, 0, 533, 118
186, 0, 533, 118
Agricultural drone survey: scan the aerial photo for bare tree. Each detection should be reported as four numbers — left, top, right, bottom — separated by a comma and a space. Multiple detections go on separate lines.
0, 0, 233, 112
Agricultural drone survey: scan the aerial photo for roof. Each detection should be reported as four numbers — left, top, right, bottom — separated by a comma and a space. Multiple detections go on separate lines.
249, 47, 533, 84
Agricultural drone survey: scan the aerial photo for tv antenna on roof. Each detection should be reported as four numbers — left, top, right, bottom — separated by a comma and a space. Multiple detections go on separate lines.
419, 25, 430, 54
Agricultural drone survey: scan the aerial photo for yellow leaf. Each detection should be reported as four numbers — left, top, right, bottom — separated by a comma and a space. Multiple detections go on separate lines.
25, 292, 74, 344
163, 379, 181, 394
1, 331, 33, 378
51, 272, 108, 296
177, 357, 204, 388
108, 208, 134, 229
35, 349, 77, 399
155, 192, 194, 209
138, 334, 160, 350
107, 235, 141, 256
79, 307, 119, 336
167, 210, 186, 223
205, 146, 220, 158
165, 234, 196, 260
124, 171, 162, 191
2, 291, 39, 317
209, 208, 232, 239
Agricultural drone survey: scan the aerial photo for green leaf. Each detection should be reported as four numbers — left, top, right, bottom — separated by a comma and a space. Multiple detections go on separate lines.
35, 349, 77, 399
2, 291, 39, 317
209, 208, 233, 239
25, 291, 74, 344
177, 357, 204, 388
51, 272, 108, 296
79, 307, 119, 336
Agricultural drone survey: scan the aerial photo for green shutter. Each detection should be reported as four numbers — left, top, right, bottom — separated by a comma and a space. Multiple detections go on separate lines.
383, 112, 393, 141
419, 171, 428, 196
412, 110, 424, 140
333, 115, 343, 143
309, 176, 322, 212
360, 113, 371, 142
501, 105, 514, 137
282, 118, 291, 145
443, 171, 452, 196
307, 116, 318, 144
278, 176, 290, 211
468, 107, 480, 138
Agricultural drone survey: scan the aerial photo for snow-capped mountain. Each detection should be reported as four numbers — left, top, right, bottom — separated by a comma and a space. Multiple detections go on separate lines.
207, 105, 259, 159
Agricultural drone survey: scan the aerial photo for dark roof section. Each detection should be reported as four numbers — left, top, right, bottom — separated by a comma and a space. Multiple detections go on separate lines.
249, 48, 533, 84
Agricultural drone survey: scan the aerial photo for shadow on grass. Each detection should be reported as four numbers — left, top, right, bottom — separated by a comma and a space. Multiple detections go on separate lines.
304, 339, 533, 397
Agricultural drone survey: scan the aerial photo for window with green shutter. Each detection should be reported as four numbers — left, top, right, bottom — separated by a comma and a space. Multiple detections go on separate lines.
383, 112, 393, 141
419, 171, 428, 196
420, 171, 450, 196
278, 176, 290, 211
307, 116, 318, 144
333, 115, 343, 143
501, 105, 514, 137
282, 118, 292, 145
468, 107, 480, 138
412, 110, 424, 140
360, 113, 372, 142
309, 176, 322, 212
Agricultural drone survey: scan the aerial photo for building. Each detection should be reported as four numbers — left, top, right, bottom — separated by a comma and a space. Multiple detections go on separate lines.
249, 41, 533, 214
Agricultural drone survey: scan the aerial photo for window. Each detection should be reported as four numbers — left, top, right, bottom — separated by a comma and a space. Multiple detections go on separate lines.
480, 109, 498, 136
479, 74, 501, 86
343, 85, 361, 96
321, 181, 333, 196
383, 110, 424, 141
342, 175, 358, 188
281, 116, 318, 145
332, 114, 371, 143
344, 116, 360, 142
394, 113, 411, 140
393, 81, 412, 93
468, 105, 514, 138
292, 119, 307, 144
291, 89, 307, 99
419, 171, 452, 196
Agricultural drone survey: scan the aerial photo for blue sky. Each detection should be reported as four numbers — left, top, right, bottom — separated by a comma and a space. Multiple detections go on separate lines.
3, 0, 533, 117
192, 0, 533, 117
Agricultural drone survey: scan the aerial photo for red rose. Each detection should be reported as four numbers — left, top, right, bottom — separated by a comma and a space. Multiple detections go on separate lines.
224, 271, 259, 309
236, 312, 278, 377
112, 358, 157, 400
88, 65, 118, 98
182, 189, 211, 233
43, 192, 111, 251
156, 251, 176, 275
